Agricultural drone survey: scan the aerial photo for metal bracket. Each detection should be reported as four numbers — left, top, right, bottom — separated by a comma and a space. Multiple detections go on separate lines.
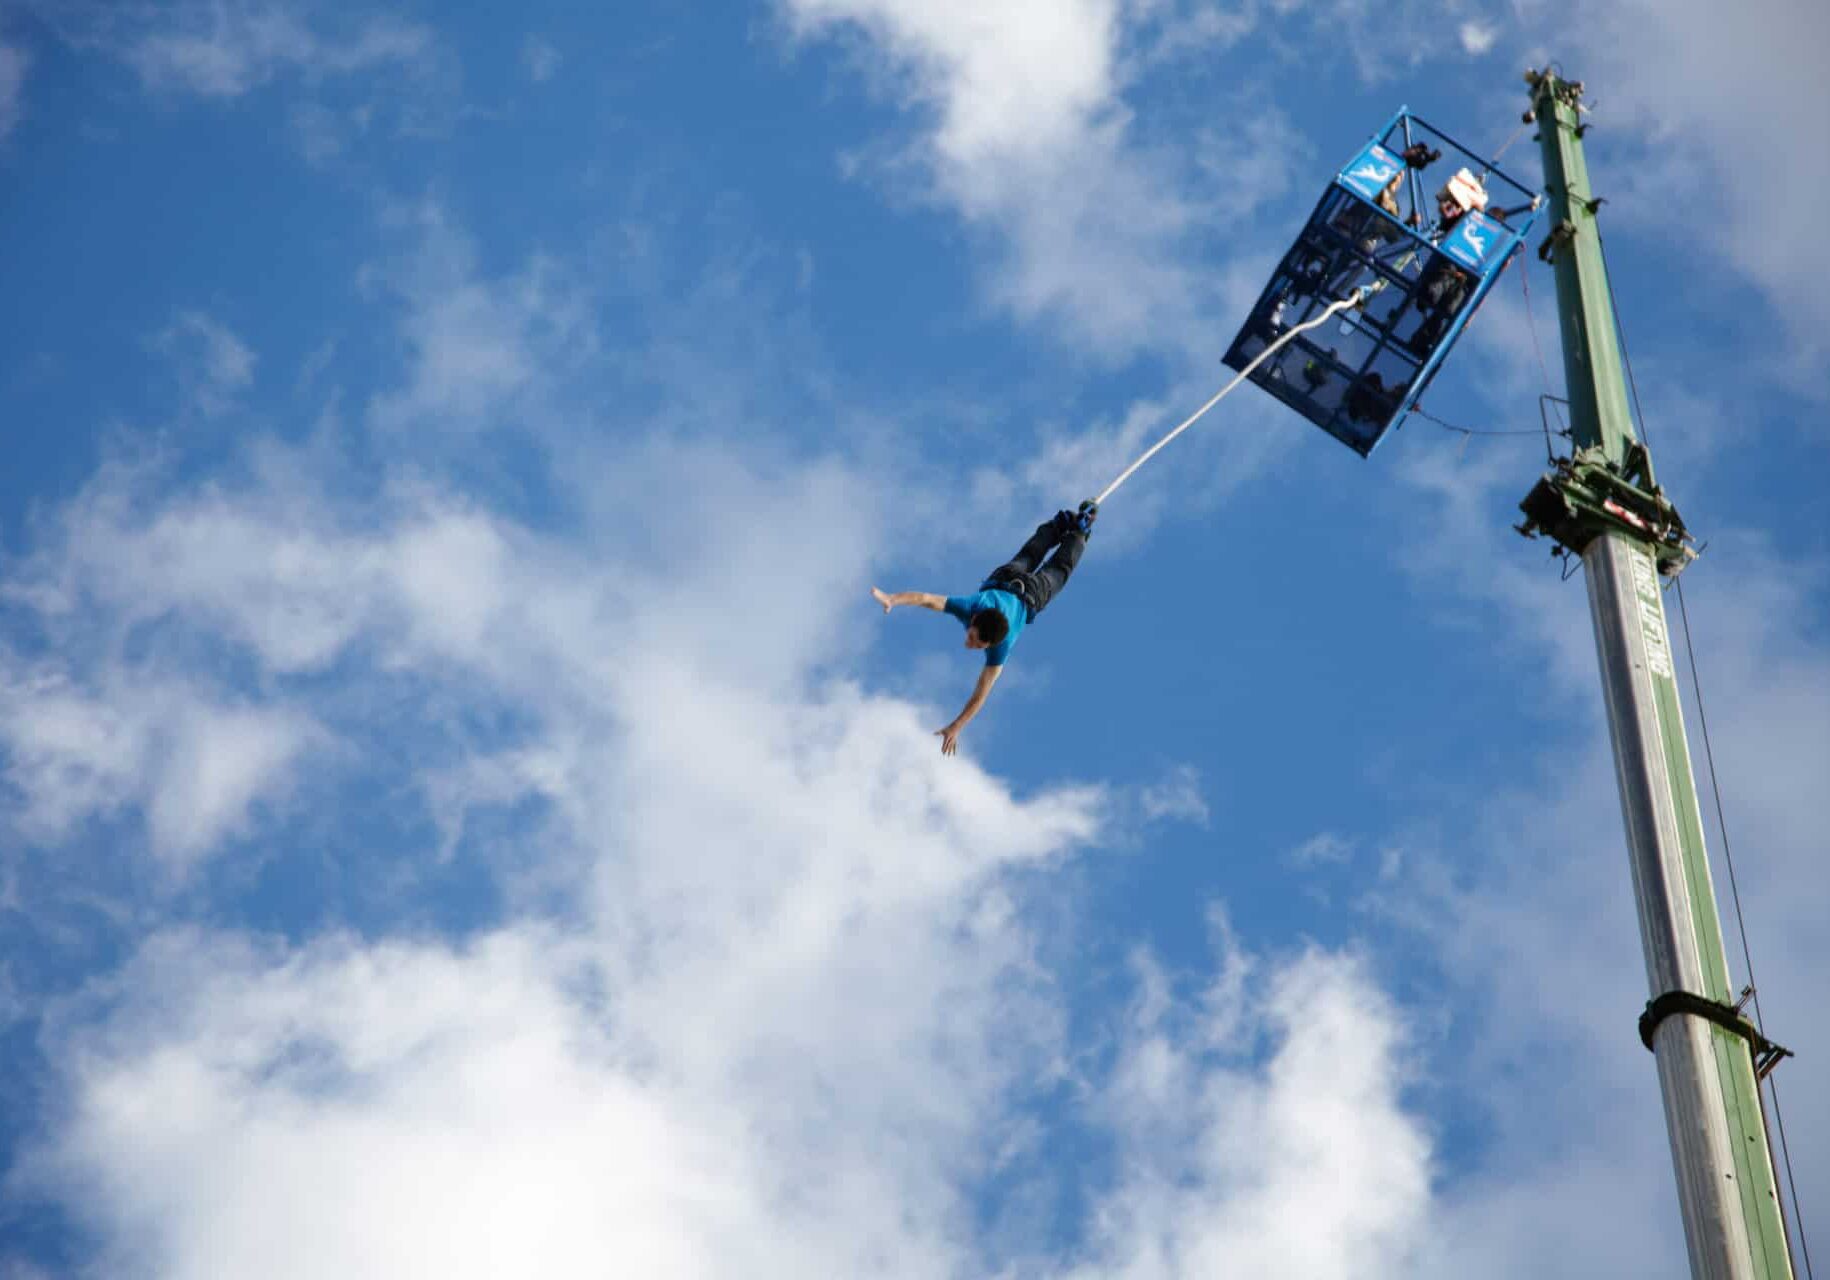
1640, 990, 1794, 1081
1515, 447, 1697, 576
1538, 219, 1576, 263
1620, 439, 1656, 490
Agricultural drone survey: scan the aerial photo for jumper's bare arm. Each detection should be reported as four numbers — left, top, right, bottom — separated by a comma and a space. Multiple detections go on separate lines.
873, 588, 946, 613
937, 664, 1002, 756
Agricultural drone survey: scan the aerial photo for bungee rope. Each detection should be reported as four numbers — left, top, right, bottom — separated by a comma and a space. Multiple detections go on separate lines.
1093, 289, 1366, 506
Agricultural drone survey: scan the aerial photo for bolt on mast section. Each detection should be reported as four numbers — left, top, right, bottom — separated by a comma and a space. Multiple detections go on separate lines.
1515, 68, 1794, 1279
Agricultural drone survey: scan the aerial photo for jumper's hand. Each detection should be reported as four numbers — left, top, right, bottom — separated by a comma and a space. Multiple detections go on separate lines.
936, 724, 961, 756
872, 587, 894, 613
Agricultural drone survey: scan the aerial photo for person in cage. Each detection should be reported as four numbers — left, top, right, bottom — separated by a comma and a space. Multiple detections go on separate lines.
1363, 170, 1413, 247
1359, 144, 1435, 250
1328, 149, 1437, 298
872, 503, 1098, 755
1399, 142, 1441, 171
1346, 370, 1404, 424
1400, 168, 1489, 353
1432, 167, 1489, 233
1408, 259, 1475, 354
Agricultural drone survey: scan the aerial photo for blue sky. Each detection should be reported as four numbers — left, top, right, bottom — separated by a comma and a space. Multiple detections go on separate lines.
1, 1, 1826, 1276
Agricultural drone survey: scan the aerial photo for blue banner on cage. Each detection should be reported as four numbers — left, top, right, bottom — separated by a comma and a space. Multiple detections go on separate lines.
1337, 142, 1403, 202
1441, 209, 1506, 271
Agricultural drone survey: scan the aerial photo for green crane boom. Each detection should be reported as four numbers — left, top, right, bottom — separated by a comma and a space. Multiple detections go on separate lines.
1514, 68, 1796, 1279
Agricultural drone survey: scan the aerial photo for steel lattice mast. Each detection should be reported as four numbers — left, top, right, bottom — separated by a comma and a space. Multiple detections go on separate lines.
1515, 68, 1796, 1279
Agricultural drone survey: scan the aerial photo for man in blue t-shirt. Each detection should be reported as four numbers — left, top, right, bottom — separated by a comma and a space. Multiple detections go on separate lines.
872, 502, 1097, 755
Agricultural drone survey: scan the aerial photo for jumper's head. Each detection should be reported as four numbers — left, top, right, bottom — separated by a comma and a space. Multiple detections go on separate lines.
966, 608, 1009, 651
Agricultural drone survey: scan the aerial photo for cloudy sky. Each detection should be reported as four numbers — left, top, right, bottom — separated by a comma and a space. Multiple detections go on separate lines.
1, 2, 1825, 1276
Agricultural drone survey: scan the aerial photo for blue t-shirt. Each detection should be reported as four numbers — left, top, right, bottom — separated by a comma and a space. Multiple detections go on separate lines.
945, 587, 1028, 666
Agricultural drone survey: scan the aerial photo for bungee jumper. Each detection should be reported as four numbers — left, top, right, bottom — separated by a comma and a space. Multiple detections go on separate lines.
873, 501, 1097, 755
864, 266, 1379, 761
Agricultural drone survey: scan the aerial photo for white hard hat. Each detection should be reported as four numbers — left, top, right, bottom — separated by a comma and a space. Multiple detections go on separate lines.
1438, 167, 1490, 213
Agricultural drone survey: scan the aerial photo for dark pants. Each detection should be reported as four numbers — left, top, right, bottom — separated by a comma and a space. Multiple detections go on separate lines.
1408, 261, 1470, 354
985, 520, 1086, 618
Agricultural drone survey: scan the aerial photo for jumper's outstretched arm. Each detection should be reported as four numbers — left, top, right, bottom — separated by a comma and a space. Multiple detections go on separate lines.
873, 588, 945, 613
937, 664, 1001, 756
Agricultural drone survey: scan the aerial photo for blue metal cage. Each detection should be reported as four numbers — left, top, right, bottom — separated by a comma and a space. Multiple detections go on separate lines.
1223, 108, 1542, 456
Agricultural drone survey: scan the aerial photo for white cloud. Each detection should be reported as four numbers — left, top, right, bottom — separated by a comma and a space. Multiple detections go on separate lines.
1345, 768, 1709, 1278
22, 914, 1432, 1278
1544, 0, 1830, 374
0, 668, 318, 869
0, 673, 141, 840
0, 42, 26, 141
31, 929, 824, 1279
40, 1, 444, 160
1124, 0, 1258, 65
288, 99, 362, 164
1458, 21, 1497, 55
989, 394, 1183, 542
1054, 924, 1432, 1279
8, 460, 372, 675
154, 311, 256, 415
785, 0, 1121, 164
102, 3, 431, 99
778, 0, 1288, 358
2, 406, 1453, 1277
1138, 764, 1209, 825
4, 436, 1099, 1273
521, 34, 560, 83
147, 701, 317, 860
1286, 830, 1352, 867
364, 204, 593, 433
973, 353, 1306, 544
